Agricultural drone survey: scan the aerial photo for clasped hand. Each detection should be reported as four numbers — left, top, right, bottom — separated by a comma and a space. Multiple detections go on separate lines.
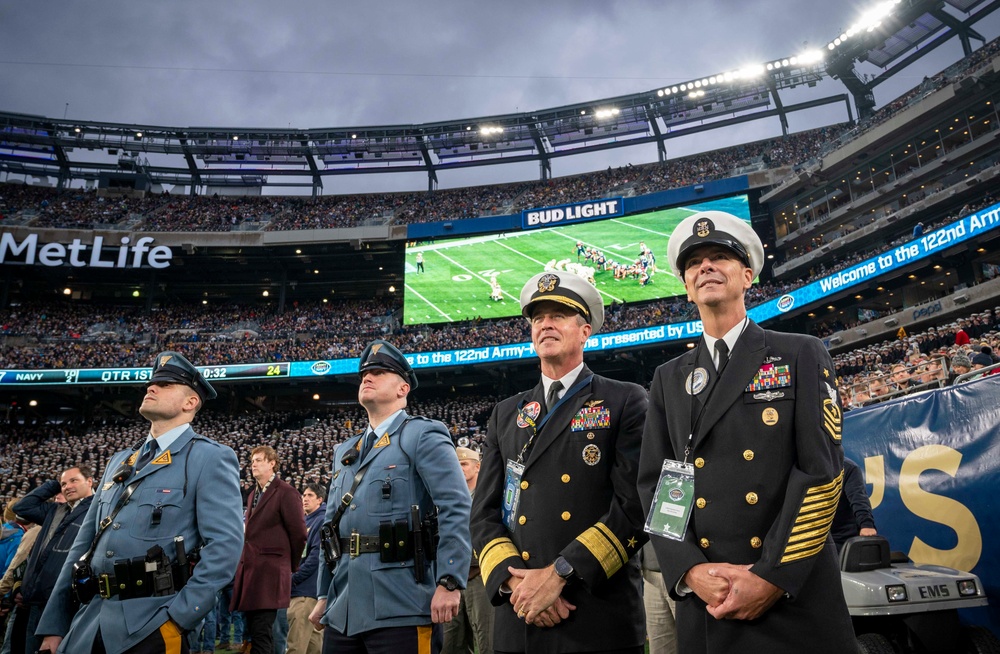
507, 565, 577, 627
684, 562, 784, 621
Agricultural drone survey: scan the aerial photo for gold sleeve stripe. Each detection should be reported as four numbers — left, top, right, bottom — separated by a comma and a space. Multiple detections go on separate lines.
781, 471, 843, 564
576, 524, 627, 578
595, 522, 629, 565
782, 541, 827, 563
790, 505, 839, 534
478, 537, 519, 582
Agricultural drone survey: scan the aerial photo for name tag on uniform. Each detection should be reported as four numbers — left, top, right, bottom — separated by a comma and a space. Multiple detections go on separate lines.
502, 459, 525, 533
644, 459, 695, 541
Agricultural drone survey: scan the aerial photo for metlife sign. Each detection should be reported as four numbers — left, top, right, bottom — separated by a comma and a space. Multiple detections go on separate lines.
521, 198, 624, 230
0, 233, 173, 269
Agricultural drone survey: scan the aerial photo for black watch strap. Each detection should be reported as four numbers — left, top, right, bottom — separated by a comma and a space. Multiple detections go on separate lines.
437, 575, 460, 591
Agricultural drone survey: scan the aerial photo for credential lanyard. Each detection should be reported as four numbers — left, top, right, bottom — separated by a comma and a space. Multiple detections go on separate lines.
515, 374, 593, 464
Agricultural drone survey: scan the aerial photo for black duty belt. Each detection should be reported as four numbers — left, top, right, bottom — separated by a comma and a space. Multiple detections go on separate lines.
98, 568, 179, 600
339, 534, 382, 557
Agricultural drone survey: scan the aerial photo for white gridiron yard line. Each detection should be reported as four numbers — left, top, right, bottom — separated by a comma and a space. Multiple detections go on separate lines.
491, 238, 623, 304
404, 283, 453, 322
432, 248, 519, 302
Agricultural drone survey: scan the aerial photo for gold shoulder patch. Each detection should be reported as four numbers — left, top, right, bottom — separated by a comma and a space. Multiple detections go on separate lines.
373, 433, 390, 449
822, 399, 842, 442
151, 450, 172, 465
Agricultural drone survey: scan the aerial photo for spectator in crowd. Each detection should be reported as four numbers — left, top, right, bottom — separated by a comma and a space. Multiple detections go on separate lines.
640, 541, 677, 654
286, 483, 325, 654
949, 353, 973, 384
442, 447, 492, 654
831, 458, 878, 551
231, 446, 307, 654
11, 466, 94, 654
0, 501, 37, 654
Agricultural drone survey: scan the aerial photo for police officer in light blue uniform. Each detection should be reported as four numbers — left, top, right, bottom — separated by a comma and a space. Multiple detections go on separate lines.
37, 351, 245, 654
310, 340, 472, 654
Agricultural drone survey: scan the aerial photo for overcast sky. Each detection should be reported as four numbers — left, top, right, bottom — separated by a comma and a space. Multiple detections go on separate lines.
3, 0, 999, 192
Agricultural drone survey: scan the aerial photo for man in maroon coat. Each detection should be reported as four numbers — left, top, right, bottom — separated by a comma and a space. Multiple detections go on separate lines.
232, 446, 308, 654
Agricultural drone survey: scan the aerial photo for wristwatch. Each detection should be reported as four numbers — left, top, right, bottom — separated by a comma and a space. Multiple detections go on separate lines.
553, 556, 576, 583
437, 575, 460, 591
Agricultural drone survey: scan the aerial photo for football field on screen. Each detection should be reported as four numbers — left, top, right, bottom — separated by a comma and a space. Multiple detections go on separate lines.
403, 207, 698, 325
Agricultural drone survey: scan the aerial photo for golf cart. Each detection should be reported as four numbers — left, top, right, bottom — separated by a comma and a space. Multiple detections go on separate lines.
840, 536, 999, 653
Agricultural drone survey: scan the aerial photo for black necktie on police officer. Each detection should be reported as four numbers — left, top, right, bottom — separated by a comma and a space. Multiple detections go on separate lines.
135, 439, 159, 473
360, 429, 377, 460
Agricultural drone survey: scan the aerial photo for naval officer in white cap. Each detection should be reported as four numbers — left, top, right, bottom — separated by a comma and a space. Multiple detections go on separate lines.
637, 211, 854, 654
470, 271, 649, 654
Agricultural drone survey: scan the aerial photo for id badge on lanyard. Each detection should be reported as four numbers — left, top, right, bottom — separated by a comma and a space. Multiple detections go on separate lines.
644, 459, 695, 541
502, 459, 525, 533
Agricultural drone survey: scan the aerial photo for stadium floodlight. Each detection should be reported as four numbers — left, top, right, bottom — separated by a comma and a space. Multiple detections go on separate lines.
657, 89, 665, 96
262, 290, 270, 297
351, 134, 357, 139
694, 80, 702, 88
480, 126, 504, 135
798, 49, 824, 64
135, 132, 143, 139
74, 127, 81, 133
737, 64, 765, 79
389, 285, 396, 293
781, 59, 789, 67
595, 108, 621, 119
63, 287, 71, 295
232, 135, 239, 141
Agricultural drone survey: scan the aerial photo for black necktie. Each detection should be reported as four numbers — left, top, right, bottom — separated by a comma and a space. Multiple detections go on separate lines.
360, 430, 376, 459
715, 340, 730, 377
136, 440, 159, 472
546, 381, 564, 412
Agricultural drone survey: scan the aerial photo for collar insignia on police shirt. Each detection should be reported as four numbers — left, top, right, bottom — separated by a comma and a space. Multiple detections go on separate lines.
517, 401, 541, 429
753, 391, 785, 401
582, 444, 601, 466
151, 450, 172, 465
126, 451, 139, 466
102, 482, 114, 491
538, 273, 559, 293
695, 218, 713, 238
572, 406, 611, 431
686, 367, 709, 395
373, 433, 390, 449
584, 400, 603, 408
745, 364, 791, 392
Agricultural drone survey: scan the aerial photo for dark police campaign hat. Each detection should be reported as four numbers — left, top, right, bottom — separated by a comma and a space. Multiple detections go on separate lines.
519, 271, 605, 333
667, 210, 764, 280
149, 351, 217, 402
358, 339, 418, 389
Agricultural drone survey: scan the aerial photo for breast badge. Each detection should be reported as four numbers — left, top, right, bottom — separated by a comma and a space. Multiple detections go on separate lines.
582, 444, 602, 466
686, 367, 709, 395
762, 407, 779, 426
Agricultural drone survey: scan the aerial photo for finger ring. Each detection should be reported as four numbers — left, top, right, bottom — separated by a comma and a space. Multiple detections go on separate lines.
517, 609, 526, 618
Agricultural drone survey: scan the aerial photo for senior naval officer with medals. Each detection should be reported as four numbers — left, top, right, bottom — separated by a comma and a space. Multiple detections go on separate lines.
636, 211, 855, 653
471, 271, 649, 654
36, 351, 245, 654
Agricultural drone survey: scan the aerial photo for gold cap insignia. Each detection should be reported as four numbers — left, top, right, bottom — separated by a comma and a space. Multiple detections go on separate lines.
370, 343, 383, 357
695, 219, 712, 238
537, 273, 558, 293
158, 355, 173, 367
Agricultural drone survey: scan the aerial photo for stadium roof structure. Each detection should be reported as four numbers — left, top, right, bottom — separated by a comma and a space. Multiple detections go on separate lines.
1, 0, 997, 195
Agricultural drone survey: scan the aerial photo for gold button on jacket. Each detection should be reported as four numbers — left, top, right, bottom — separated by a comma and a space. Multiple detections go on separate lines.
699, 538, 710, 549
746, 492, 759, 505
696, 498, 706, 509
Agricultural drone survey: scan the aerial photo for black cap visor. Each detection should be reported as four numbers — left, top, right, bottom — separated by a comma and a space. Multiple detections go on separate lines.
677, 232, 750, 272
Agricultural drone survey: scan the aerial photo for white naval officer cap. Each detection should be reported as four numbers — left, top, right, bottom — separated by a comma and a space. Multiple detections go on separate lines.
520, 271, 604, 334
667, 210, 764, 280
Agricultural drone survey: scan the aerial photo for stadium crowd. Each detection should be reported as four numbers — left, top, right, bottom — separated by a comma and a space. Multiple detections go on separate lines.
0, 394, 499, 513
0, 124, 848, 233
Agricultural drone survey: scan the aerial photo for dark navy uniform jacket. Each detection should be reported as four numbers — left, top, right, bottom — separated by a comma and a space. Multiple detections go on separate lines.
471, 366, 649, 653
637, 321, 856, 654
36, 426, 245, 654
